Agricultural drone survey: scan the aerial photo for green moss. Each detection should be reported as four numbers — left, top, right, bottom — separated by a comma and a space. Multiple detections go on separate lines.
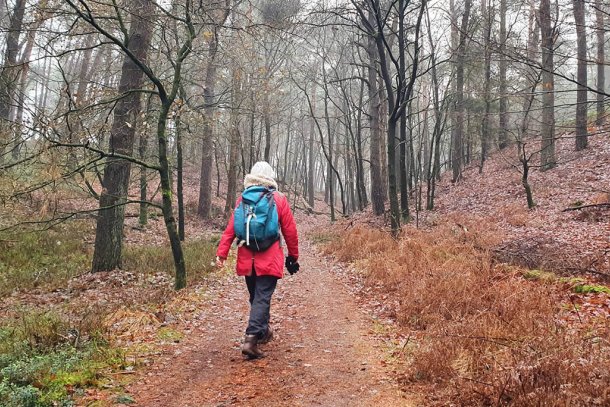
558, 277, 586, 285
572, 284, 610, 295
522, 269, 556, 282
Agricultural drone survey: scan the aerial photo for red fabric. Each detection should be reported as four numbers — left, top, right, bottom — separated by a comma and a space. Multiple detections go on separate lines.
216, 191, 299, 278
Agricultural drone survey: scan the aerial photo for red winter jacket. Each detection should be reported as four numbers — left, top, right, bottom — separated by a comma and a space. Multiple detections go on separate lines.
216, 191, 299, 278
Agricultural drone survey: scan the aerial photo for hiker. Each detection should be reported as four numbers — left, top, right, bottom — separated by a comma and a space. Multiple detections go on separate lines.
216, 161, 300, 359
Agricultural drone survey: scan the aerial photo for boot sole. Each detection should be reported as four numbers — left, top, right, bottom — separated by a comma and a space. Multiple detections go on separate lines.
242, 349, 265, 360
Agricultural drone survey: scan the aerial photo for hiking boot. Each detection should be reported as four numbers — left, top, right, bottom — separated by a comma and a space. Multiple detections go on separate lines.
241, 334, 264, 359
259, 326, 274, 345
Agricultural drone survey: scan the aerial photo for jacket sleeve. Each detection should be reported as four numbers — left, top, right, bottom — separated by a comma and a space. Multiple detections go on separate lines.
277, 194, 299, 260
216, 208, 236, 260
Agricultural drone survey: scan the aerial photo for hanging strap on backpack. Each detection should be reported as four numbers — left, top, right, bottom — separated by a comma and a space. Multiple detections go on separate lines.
245, 211, 256, 247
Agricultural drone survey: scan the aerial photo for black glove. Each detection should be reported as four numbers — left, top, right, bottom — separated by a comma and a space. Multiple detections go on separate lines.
285, 256, 300, 275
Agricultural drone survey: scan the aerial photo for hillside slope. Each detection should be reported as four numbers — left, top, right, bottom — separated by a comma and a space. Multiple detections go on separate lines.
427, 132, 610, 277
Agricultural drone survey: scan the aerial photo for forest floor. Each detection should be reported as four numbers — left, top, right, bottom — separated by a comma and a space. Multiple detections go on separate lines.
2, 131, 609, 406
90, 232, 413, 407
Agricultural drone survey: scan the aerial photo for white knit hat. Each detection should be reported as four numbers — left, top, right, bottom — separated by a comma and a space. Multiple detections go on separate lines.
250, 161, 276, 179
244, 161, 278, 189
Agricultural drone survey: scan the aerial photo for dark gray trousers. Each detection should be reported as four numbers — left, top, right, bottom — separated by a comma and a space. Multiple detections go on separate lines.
245, 274, 278, 338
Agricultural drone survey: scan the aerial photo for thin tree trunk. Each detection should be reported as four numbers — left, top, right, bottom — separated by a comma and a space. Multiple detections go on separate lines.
139, 96, 154, 227
480, 0, 492, 173
307, 86, 315, 208
197, 29, 220, 219
573, 0, 588, 150
225, 68, 241, 218
355, 77, 367, 209
498, 0, 508, 149
540, 0, 556, 170
176, 111, 185, 241
367, 13, 385, 216
263, 90, 272, 162
595, 0, 605, 125
452, 0, 472, 182
398, 0, 409, 221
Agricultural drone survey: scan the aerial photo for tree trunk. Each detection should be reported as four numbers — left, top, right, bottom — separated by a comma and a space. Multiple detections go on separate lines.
355, 77, 367, 209
197, 30, 220, 219
367, 13, 385, 216
452, 0, 472, 182
323, 85, 335, 221
378, 76, 389, 201
480, 0, 492, 172
540, 0, 556, 170
498, 0, 508, 149
263, 90, 272, 161
92, 0, 154, 272
139, 95, 153, 227
0, 0, 26, 164
595, 0, 605, 125
176, 110, 185, 241
307, 87, 315, 208
398, 0, 410, 221
225, 68, 241, 218
573, 0, 588, 150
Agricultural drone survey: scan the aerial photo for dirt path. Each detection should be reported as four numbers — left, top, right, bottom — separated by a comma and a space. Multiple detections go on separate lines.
120, 238, 413, 407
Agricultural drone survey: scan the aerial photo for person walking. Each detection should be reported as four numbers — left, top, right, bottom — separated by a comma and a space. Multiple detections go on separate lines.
216, 161, 300, 359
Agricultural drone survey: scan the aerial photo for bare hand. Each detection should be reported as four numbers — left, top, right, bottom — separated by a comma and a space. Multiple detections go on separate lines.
215, 256, 226, 268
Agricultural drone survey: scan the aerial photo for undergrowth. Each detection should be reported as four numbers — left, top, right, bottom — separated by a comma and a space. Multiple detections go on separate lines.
0, 222, 91, 296
123, 237, 217, 284
0, 310, 122, 407
324, 218, 610, 406
0, 221, 218, 405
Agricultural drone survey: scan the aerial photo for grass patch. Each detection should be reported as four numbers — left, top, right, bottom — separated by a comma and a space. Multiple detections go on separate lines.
0, 221, 92, 296
323, 222, 610, 405
123, 238, 217, 284
0, 310, 121, 407
156, 327, 183, 343
307, 231, 335, 245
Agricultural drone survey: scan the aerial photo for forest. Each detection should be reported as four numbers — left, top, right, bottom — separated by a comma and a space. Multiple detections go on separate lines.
0, 0, 609, 405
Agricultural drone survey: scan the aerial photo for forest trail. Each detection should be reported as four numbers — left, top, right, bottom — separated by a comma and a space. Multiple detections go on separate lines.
119, 237, 412, 407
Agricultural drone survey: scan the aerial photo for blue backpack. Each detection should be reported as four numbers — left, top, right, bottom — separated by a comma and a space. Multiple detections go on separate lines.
234, 186, 280, 251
